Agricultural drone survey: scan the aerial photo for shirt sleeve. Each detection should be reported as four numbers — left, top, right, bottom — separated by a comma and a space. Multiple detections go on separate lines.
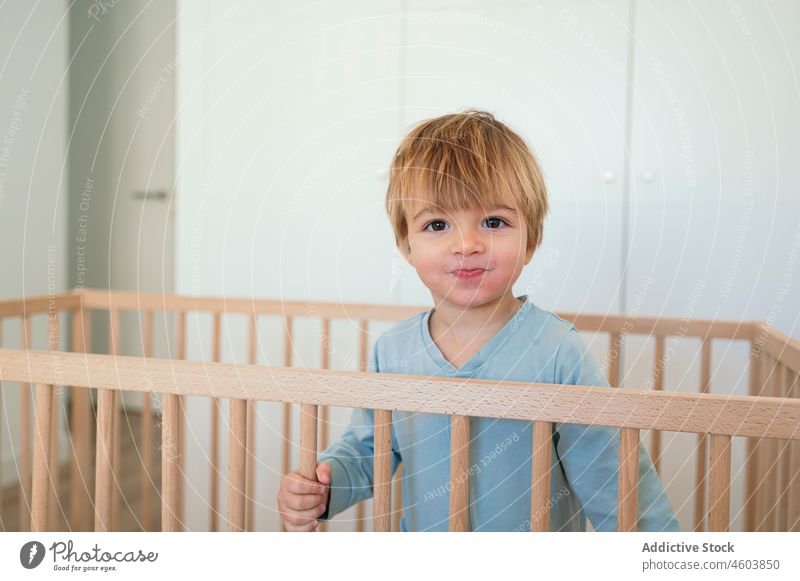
552, 327, 682, 532
317, 337, 402, 521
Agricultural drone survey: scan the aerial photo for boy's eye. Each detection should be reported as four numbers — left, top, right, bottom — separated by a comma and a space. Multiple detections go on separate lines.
423, 220, 448, 232
484, 217, 508, 229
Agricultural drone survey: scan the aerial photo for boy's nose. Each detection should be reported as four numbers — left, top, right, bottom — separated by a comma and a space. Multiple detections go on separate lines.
452, 230, 485, 255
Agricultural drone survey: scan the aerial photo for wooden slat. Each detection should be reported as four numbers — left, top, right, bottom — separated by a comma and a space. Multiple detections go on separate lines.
617, 427, 639, 531
210, 312, 221, 532
176, 311, 186, 531
226, 399, 247, 531
758, 353, 772, 532
31, 383, 53, 532
708, 434, 732, 532
320, 318, 330, 450
776, 363, 792, 531
754, 353, 772, 531
651, 335, 665, 475
141, 310, 154, 531
608, 332, 621, 388
280, 316, 293, 533
694, 337, 712, 531
530, 421, 552, 532
448, 415, 470, 532
69, 307, 92, 532
47, 312, 60, 531
161, 392, 180, 531
0, 319, 3, 517
20, 314, 31, 531
319, 317, 330, 533
764, 356, 780, 530
299, 403, 318, 531
355, 320, 368, 532
373, 409, 392, 532
245, 313, 256, 532
790, 371, 800, 532
109, 310, 121, 532
744, 342, 762, 531
392, 465, 403, 531
94, 387, 114, 531
3, 348, 800, 441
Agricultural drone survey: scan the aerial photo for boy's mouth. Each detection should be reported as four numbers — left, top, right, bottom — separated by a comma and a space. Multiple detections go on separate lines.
452, 268, 486, 280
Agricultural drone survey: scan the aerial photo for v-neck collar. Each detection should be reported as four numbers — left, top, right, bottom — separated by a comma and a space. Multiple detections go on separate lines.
421, 294, 532, 376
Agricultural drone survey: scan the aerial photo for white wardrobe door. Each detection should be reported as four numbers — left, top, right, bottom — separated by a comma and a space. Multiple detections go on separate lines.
177, 1, 405, 304
400, 0, 632, 315
627, 0, 800, 331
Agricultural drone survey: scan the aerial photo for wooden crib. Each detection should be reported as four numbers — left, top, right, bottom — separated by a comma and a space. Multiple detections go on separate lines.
0, 289, 797, 532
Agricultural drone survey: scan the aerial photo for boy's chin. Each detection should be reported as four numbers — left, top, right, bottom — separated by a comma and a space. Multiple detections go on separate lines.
434, 289, 508, 309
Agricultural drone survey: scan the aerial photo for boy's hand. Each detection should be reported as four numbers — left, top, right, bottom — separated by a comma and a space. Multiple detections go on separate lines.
278, 461, 332, 532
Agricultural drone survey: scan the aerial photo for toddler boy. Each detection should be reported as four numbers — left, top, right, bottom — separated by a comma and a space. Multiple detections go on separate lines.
277, 109, 680, 532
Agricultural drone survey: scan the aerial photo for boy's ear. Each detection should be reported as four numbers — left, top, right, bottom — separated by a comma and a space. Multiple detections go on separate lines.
524, 242, 535, 265
398, 236, 412, 263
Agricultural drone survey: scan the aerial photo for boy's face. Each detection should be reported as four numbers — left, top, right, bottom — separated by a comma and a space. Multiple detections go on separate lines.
399, 200, 534, 309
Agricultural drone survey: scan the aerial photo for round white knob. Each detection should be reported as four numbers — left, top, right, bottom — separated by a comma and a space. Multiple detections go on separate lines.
641, 170, 655, 182
602, 170, 616, 184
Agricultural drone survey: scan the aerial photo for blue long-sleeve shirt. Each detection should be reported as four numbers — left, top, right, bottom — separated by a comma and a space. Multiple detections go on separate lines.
318, 295, 681, 531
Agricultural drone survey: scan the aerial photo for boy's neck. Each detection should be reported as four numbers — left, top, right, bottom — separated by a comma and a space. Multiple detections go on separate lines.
429, 292, 524, 343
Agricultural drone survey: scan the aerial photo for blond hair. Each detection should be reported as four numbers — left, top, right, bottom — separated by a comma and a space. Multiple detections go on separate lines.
385, 109, 549, 253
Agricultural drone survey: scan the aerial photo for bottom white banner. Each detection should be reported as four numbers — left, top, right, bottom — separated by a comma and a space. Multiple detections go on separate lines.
1, 532, 797, 580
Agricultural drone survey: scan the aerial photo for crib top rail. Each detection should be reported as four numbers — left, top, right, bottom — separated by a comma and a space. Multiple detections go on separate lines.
1, 347, 797, 441
0, 290, 426, 321
0, 289, 798, 375
0, 293, 81, 318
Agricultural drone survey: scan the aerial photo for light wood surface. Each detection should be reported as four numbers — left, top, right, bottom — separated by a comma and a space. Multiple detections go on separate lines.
19, 314, 31, 531
94, 387, 114, 531
708, 434, 732, 532
617, 427, 639, 531
31, 383, 53, 532
448, 415, 470, 532
69, 306, 93, 532
373, 409, 393, 532
1, 347, 797, 440
141, 310, 154, 531
530, 421, 553, 532
693, 337, 712, 531
226, 398, 246, 531
210, 312, 221, 532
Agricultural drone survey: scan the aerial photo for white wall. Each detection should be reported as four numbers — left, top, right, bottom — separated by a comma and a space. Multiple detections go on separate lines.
175, 0, 799, 531
0, 1, 70, 489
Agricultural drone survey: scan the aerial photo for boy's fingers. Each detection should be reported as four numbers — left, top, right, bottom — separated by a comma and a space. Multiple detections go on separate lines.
286, 520, 319, 533
285, 492, 325, 512
284, 473, 327, 496
283, 504, 327, 524
316, 462, 331, 484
